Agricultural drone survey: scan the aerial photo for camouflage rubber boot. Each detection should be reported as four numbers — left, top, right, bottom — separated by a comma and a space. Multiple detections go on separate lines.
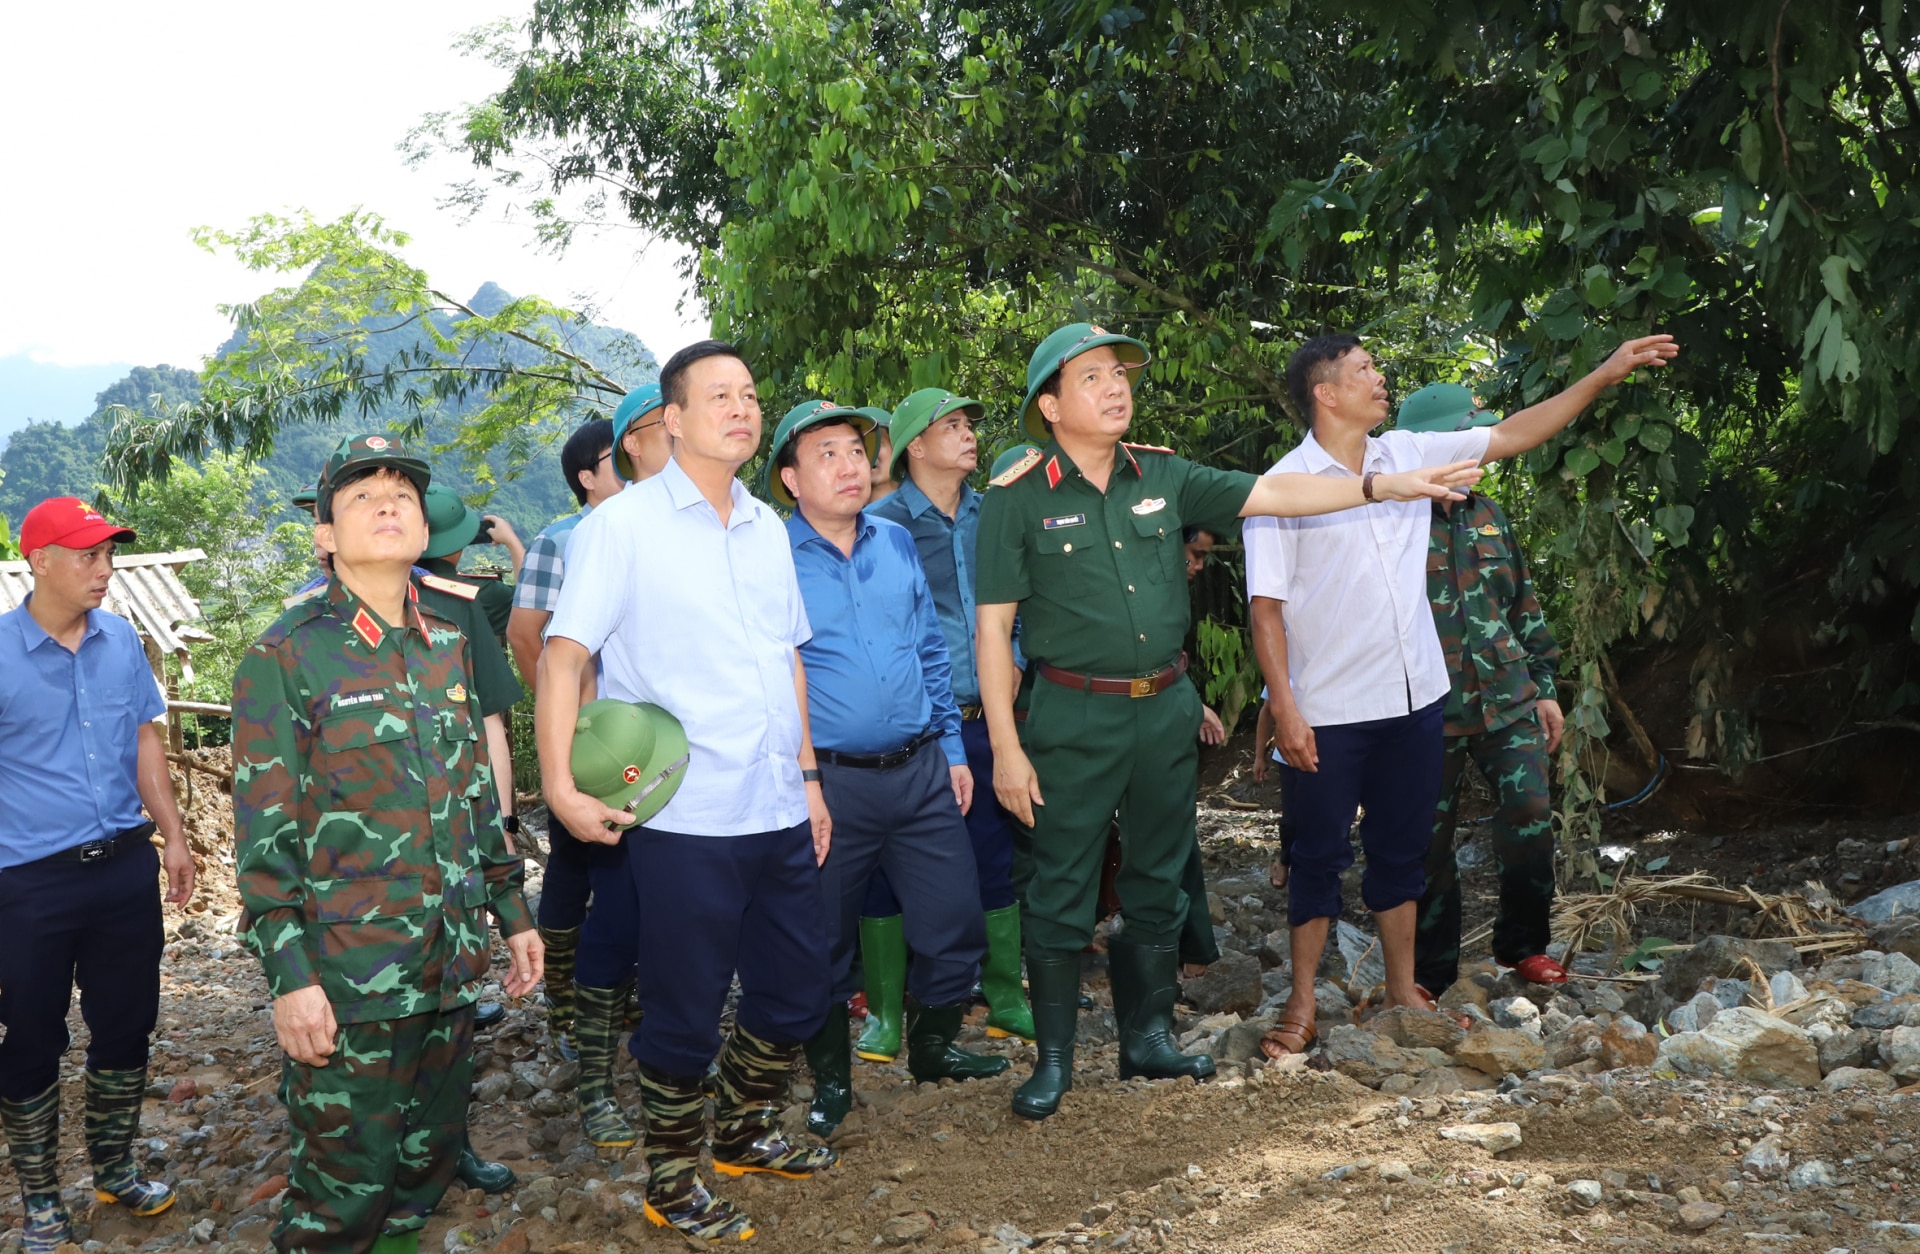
574, 982, 638, 1149
637, 1064, 754, 1242
1, 1083, 72, 1254
980, 905, 1036, 1041
84, 1069, 175, 1216
710, 1027, 838, 1180
538, 925, 581, 1060
905, 1001, 1010, 1083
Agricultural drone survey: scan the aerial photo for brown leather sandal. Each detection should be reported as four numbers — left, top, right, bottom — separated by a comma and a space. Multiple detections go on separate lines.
1258, 1016, 1316, 1059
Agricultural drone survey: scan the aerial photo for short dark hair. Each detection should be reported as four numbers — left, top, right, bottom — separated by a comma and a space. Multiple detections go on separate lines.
1181, 524, 1216, 545
660, 340, 750, 409
561, 417, 614, 505
774, 418, 862, 475
1286, 333, 1363, 427
318, 465, 386, 524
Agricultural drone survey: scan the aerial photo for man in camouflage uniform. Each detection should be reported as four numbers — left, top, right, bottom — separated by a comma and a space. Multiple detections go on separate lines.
233, 436, 543, 1254
1398, 385, 1566, 992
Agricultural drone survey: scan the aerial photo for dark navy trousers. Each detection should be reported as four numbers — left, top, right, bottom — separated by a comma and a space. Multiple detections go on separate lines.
822, 741, 985, 1007
536, 814, 618, 930
0, 841, 163, 1099
863, 718, 1016, 914
540, 815, 641, 990
1283, 697, 1446, 923
627, 821, 830, 1076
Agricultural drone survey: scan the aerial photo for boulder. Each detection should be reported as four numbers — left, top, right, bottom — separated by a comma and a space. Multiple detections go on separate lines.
1622, 979, 1676, 1031
1367, 1005, 1466, 1052
1653, 1007, 1820, 1089
1217, 1016, 1279, 1067
1320, 1025, 1423, 1088
1883, 1025, 1920, 1080
1408, 1065, 1496, 1097
1819, 1065, 1897, 1094
1741, 1135, 1791, 1179
1550, 1020, 1604, 1069
1453, 1024, 1546, 1078
1787, 1160, 1836, 1190
1847, 879, 1920, 926
1599, 1016, 1658, 1070
1490, 997, 1541, 1034
1568, 1092, 1627, 1127
1438, 977, 1491, 1014
1871, 914, 1920, 962
1817, 1027, 1871, 1075
1677, 1201, 1726, 1231
1887, 952, 1920, 997
1439, 1123, 1522, 1153
1181, 949, 1263, 1017
1660, 936, 1798, 1000
1566, 1180, 1603, 1208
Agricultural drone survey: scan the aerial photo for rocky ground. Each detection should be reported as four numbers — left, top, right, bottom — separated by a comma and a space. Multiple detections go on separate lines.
7, 750, 1920, 1253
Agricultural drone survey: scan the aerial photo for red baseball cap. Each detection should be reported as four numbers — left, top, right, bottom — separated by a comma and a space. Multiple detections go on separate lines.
19, 497, 137, 559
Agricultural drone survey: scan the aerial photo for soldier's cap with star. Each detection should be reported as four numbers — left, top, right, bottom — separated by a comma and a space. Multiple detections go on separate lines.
18, 497, 136, 559
1019, 322, 1151, 441
611, 382, 666, 482
319, 434, 431, 500
421, 485, 485, 560
572, 698, 690, 824
887, 387, 985, 480
291, 484, 318, 515
761, 400, 879, 508
1395, 383, 1502, 433
988, 441, 1044, 484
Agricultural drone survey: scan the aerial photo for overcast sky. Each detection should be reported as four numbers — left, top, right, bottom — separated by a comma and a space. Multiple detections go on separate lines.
1, 0, 706, 406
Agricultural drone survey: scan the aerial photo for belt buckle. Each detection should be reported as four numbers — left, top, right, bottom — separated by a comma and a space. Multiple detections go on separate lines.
1129, 675, 1155, 699
76, 839, 111, 863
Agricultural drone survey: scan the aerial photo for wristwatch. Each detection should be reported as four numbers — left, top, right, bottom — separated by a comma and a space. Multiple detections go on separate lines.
1361, 470, 1379, 503
802, 768, 823, 783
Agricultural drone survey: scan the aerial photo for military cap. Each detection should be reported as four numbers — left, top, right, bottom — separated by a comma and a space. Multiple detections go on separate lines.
290, 484, 318, 515
572, 698, 690, 824
1395, 383, 1501, 433
988, 441, 1044, 484
853, 405, 893, 430
421, 484, 484, 560
319, 434, 431, 496
611, 382, 666, 482
887, 388, 985, 481
761, 400, 878, 508
1019, 322, 1151, 441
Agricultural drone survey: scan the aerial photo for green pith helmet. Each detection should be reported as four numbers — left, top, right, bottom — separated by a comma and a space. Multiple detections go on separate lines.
853, 405, 893, 430
571, 698, 691, 824
761, 400, 879, 508
1018, 322, 1151, 441
291, 484, 318, 515
989, 441, 1044, 481
611, 382, 666, 481
1395, 382, 1502, 433
887, 388, 985, 481
421, 485, 483, 560
319, 434, 431, 499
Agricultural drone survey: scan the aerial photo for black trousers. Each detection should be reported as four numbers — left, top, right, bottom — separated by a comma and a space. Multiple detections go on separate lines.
818, 741, 986, 1007
0, 840, 163, 1099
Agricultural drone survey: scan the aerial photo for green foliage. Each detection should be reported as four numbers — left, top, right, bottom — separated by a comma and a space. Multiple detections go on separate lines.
1195, 618, 1261, 738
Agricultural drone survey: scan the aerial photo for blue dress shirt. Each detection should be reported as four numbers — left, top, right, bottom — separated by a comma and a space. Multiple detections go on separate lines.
787, 510, 965, 766
0, 598, 165, 869
869, 478, 985, 705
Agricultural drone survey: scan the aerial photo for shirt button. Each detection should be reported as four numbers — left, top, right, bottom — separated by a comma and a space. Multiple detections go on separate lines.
1063, 543, 1073, 553
1127, 585, 1135, 593
1114, 540, 1123, 549
1137, 634, 1146, 642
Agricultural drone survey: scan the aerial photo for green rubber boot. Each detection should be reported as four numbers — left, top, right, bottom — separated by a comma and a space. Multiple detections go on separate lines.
853, 915, 906, 1062
455, 1137, 516, 1193
803, 1002, 854, 1138
370, 1230, 422, 1254
574, 981, 638, 1148
906, 1001, 1010, 1083
1108, 934, 1216, 1082
1011, 947, 1082, 1121
2, 1083, 72, 1254
84, 1068, 174, 1216
539, 925, 581, 1059
980, 905, 1035, 1041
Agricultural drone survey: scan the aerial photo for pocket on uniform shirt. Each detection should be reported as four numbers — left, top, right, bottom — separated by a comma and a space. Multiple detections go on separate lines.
1032, 527, 1102, 597
315, 709, 414, 809
97, 683, 141, 741
307, 872, 427, 922
1130, 513, 1183, 583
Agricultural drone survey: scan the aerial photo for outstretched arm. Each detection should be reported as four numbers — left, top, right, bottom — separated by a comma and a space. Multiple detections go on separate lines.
1240, 462, 1483, 517
1484, 334, 1678, 462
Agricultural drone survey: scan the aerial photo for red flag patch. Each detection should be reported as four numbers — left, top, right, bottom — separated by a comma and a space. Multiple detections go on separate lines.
351, 607, 385, 650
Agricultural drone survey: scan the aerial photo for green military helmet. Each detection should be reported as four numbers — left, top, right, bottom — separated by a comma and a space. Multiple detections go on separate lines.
852, 405, 893, 431
421, 484, 484, 560
320, 434, 431, 496
761, 400, 879, 508
887, 387, 985, 481
611, 382, 666, 481
1018, 322, 1151, 442
988, 441, 1044, 484
571, 698, 691, 824
291, 484, 318, 515
1395, 382, 1502, 433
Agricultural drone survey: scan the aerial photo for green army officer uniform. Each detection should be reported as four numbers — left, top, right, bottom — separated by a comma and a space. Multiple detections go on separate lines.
1398, 385, 1562, 992
233, 437, 534, 1254
976, 325, 1260, 1118
421, 486, 514, 639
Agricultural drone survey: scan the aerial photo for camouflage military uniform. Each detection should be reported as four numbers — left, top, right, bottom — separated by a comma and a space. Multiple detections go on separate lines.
232, 579, 532, 1254
1414, 492, 1560, 993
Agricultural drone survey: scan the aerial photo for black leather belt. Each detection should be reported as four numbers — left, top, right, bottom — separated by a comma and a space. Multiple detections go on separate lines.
43, 821, 156, 865
816, 730, 940, 771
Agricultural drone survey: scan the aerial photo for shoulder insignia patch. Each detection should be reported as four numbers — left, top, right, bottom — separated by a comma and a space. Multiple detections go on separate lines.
989, 447, 1044, 488
1044, 455, 1063, 490
419, 573, 480, 601
281, 584, 325, 610
350, 607, 385, 651
1121, 441, 1175, 454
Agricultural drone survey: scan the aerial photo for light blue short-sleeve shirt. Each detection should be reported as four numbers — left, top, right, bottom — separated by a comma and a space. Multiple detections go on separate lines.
547, 458, 812, 836
0, 599, 166, 868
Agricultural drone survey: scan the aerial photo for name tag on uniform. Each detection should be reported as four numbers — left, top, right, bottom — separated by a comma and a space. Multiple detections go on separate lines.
331, 690, 388, 711
1131, 497, 1166, 515
1043, 514, 1087, 530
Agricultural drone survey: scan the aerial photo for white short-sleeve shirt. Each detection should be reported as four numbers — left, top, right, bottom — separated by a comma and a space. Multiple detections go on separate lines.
547, 457, 812, 836
1243, 426, 1492, 729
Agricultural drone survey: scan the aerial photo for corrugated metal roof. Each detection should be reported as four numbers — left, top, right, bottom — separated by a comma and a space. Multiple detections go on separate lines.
0, 550, 214, 664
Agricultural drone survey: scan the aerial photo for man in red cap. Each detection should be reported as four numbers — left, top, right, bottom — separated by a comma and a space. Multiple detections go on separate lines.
1, 497, 196, 1254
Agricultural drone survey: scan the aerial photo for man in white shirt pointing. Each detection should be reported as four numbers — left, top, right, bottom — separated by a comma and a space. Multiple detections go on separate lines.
1244, 330, 1675, 1057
